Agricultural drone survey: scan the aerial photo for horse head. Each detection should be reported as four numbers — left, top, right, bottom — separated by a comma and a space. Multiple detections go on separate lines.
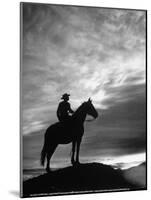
84, 98, 98, 119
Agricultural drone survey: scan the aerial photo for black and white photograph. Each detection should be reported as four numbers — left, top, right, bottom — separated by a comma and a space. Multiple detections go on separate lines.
20, 2, 147, 198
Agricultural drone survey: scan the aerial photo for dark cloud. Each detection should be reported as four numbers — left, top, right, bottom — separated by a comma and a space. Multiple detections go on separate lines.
79, 94, 146, 159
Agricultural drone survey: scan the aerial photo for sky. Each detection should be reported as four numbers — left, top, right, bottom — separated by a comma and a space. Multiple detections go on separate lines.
22, 3, 146, 170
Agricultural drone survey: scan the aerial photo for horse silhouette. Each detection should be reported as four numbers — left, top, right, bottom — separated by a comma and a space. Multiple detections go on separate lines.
40, 98, 98, 172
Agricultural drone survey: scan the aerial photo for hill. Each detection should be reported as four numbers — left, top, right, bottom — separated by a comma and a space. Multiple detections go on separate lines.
23, 162, 146, 197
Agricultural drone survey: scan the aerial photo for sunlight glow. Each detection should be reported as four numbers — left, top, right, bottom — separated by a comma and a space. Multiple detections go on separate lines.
97, 152, 146, 169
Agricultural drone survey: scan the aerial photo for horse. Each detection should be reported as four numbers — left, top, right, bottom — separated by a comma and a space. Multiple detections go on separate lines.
40, 98, 98, 172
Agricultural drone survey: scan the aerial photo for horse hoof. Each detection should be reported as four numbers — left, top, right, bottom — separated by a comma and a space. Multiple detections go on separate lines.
75, 161, 80, 165
72, 161, 80, 167
46, 168, 51, 173
71, 159, 75, 166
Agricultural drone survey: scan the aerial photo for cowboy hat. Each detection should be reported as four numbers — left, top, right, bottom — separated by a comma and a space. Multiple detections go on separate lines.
61, 93, 70, 99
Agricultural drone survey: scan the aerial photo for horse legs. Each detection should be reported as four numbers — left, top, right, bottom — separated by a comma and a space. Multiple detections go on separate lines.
71, 138, 82, 166
71, 141, 76, 165
46, 144, 57, 173
75, 138, 82, 164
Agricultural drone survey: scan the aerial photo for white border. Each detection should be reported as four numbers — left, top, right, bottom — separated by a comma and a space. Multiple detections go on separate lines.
0, 0, 150, 199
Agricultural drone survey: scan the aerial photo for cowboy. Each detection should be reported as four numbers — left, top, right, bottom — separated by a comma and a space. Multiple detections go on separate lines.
57, 93, 74, 122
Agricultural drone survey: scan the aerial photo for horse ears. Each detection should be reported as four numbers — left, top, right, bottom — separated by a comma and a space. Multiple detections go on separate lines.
88, 98, 92, 102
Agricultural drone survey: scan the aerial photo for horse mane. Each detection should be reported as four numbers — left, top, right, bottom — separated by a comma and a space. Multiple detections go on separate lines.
72, 102, 87, 118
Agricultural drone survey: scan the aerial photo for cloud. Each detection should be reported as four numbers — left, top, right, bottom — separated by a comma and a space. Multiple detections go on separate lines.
21, 3, 146, 135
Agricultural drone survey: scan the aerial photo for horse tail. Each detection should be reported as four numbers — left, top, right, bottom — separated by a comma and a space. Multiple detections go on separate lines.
40, 133, 47, 166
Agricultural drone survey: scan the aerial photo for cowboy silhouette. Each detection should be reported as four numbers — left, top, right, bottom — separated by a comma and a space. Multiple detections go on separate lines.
57, 93, 74, 122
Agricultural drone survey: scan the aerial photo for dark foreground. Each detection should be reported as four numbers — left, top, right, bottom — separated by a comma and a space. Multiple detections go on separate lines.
23, 163, 146, 197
